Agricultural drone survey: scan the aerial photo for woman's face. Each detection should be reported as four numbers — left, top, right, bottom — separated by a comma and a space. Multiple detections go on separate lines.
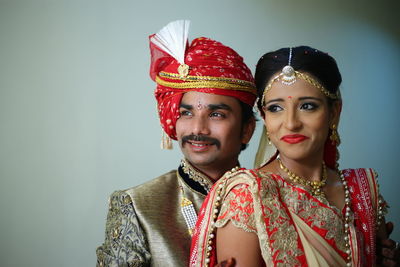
263, 76, 339, 162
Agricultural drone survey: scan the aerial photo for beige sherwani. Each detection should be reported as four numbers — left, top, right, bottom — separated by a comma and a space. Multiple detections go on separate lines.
96, 169, 206, 267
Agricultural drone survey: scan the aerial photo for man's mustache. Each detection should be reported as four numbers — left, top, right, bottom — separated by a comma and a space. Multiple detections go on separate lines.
181, 135, 221, 149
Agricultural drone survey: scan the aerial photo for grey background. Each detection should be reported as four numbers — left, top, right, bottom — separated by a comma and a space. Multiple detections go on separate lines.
1, 0, 399, 266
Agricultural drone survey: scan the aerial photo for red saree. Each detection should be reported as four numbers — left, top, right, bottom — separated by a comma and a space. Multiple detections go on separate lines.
190, 168, 386, 267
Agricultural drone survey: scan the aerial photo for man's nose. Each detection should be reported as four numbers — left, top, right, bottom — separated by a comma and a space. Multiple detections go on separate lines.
191, 116, 211, 135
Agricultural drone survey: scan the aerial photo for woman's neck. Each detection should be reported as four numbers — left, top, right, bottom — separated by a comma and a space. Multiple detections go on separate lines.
278, 154, 325, 182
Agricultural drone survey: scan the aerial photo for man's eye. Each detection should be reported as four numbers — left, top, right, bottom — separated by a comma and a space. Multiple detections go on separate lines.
265, 104, 283, 113
210, 112, 225, 118
300, 103, 318, 111
180, 110, 192, 116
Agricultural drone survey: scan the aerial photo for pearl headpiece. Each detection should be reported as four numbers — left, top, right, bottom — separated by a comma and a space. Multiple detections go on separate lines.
261, 47, 340, 106
281, 48, 296, 85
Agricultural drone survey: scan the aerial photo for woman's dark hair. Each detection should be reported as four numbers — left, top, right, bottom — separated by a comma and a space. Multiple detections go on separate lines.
255, 46, 342, 114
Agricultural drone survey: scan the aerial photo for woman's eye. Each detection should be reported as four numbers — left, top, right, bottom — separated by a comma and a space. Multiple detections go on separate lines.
265, 104, 283, 113
300, 103, 318, 110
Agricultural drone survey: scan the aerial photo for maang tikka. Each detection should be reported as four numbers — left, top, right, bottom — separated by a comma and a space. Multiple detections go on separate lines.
281, 47, 296, 85
261, 47, 340, 107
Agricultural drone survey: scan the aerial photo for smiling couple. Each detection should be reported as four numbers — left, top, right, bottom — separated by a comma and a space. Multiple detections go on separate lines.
97, 21, 397, 267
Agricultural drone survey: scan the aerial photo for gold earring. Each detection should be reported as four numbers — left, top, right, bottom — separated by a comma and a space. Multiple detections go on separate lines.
266, 130, 272, 145
329, 124, 341, 146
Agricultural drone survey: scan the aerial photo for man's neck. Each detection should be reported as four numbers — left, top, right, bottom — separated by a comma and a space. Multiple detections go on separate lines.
185, 160, 239, 182
200, 168, 229, 181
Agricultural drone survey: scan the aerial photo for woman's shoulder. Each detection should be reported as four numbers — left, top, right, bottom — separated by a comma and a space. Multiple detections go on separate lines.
216, 167, 280, 194
221, 167, 277, 182
219, 168, 258, 187
340, 168, 387, 223
341, 167, 378, 181
340, 167, 380, 199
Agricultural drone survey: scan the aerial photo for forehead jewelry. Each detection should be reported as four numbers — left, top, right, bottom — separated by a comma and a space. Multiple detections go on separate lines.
281, 47, 296, 86
261, 48, 340, 106
197, 101, 203, 110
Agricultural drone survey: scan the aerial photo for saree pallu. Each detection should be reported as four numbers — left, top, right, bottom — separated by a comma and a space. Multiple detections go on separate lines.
190, 168, 385, 267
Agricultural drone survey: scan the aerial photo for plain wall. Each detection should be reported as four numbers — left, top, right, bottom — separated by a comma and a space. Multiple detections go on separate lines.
0, 0, 399, 266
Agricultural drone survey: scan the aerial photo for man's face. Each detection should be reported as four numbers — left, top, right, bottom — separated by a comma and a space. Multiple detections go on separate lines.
175, 91, 253, 175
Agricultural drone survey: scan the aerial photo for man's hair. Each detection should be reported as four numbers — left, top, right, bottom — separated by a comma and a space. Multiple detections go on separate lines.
239, 101, 255, 151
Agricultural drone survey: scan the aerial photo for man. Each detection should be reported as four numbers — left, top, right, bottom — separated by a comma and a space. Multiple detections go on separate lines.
378, 222, 400, 267
96, 20, 257, 266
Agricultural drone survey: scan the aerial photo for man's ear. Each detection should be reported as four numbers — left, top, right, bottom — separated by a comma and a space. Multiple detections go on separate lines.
241, 116, 256, 145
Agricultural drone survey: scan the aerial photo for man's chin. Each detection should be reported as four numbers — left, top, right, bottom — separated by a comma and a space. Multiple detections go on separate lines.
184, 155, 217, 170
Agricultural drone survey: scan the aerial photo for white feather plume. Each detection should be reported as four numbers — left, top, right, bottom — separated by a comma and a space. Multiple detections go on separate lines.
150, 20, 190, 65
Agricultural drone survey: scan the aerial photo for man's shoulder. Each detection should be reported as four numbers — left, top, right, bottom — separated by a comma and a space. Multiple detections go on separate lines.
119, 169, 183, 219
123, 169, 179, 197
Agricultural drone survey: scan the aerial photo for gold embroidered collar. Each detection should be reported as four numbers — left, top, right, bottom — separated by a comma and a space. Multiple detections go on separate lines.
181, 159, 214, 193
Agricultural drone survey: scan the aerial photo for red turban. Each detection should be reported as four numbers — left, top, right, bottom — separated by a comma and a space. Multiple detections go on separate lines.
150, 35, 257, 141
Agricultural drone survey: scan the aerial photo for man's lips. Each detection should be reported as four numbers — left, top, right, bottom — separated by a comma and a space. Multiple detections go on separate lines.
188, 141, 212, 146
280, 134, 309, 144
182, 135, 221, 149
187, 141, 213, 151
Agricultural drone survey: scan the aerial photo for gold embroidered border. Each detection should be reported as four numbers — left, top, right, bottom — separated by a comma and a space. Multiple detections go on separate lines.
159, 71, 254, 86
181, 159, 214, 193
156, 72, 257, 94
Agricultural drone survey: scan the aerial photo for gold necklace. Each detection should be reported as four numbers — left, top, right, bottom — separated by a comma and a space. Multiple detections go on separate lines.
278, 158, 327, 196
278, 159, 353, 264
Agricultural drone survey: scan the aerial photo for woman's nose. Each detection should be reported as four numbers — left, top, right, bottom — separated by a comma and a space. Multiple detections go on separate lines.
284, 109, 302, 130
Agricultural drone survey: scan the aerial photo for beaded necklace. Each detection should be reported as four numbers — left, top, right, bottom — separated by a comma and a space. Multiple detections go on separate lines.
339, 170, 353, 266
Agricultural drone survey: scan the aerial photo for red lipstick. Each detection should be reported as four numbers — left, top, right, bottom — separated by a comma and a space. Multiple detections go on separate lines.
281, 134, 309, 144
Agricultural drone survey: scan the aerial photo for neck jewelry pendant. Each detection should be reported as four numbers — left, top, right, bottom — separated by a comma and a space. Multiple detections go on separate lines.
180, 185, 198, 236
179, 159, 213, 236
278, 158, 327, 196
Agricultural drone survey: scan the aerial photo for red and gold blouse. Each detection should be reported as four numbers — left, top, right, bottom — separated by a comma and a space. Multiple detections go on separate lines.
190, 168, 387, 267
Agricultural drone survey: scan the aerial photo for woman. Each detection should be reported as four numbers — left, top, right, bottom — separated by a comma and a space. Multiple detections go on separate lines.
190, 46, 389, 266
